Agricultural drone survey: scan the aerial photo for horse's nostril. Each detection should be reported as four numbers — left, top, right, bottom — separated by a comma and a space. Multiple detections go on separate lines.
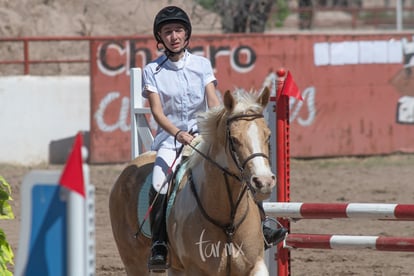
252, 176, 263, 189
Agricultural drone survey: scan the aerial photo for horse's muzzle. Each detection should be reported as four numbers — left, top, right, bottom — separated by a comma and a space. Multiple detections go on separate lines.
251, 174, 276, 200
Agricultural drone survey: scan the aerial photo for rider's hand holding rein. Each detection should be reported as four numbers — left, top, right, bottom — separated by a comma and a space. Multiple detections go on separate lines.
146, 79, 219, 146
147, 77, 219, 147
173, 81, 219, 146
174, 130, 193, 145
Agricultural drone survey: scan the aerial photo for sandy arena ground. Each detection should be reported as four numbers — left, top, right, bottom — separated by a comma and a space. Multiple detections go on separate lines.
2, 1, 413, 275
2, 153, 414, 275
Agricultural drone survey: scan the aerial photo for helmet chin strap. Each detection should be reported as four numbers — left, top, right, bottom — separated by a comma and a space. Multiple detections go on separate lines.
155, 40, 189, 71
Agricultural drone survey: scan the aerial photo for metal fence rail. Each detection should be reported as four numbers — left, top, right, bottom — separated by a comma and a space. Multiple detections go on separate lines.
1, 6, 413, 75
0, 35, 143, 75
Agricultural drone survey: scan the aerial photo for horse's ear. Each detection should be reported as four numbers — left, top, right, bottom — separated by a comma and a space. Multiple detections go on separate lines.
223, 90, 235, 111
257, 87, 270, 108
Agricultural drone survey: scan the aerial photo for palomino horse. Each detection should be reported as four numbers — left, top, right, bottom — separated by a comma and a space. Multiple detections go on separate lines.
109, 87, 276, 275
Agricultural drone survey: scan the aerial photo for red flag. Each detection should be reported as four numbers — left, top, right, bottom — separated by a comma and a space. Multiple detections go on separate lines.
282, 71, 303, 101
59, 132, 85, 197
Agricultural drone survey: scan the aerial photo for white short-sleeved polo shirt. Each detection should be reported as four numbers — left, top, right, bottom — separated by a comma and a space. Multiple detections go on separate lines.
142, 50, 217, 150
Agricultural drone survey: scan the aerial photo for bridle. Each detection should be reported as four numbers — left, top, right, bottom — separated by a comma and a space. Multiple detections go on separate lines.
188, 113, 271, 184
187, 112, 271, 276
226, 113, 271, 184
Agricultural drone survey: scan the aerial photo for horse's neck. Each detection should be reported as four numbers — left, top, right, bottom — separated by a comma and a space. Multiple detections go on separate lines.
194, 159, 252, 222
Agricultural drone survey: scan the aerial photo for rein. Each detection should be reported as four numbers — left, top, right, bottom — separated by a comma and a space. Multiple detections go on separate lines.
188, 172, 249, 276
187, 112, 270, 276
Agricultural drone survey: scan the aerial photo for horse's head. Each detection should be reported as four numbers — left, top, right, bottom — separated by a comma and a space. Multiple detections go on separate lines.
221, 87, 276, 200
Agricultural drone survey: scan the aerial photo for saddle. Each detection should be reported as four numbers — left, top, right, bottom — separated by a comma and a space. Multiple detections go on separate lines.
136, 135, 203, 238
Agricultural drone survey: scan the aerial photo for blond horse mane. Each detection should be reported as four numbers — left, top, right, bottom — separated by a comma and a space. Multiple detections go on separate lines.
186, 89, 267, 168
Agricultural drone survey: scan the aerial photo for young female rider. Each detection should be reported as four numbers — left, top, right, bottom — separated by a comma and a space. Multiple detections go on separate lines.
142, 6, 287, 272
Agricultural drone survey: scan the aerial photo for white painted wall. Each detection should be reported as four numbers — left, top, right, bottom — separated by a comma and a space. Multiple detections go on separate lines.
0, 76, 90, 165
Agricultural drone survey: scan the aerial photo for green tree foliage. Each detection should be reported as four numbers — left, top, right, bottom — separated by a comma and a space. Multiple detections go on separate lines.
196, 0, 215, 9
0, 176, 14, 276
196, 0, 285, 33
274, 0, 289, 27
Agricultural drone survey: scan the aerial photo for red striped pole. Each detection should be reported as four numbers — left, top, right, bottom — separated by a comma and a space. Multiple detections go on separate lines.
264, 202, 414, 220
285, 234, 414, 252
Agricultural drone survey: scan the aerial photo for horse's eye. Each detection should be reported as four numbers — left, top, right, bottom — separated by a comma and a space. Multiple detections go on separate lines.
231, 136, 241, 146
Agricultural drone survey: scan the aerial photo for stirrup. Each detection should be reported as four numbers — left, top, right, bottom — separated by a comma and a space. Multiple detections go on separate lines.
262, 217, 288, 249
148, 263, 169, 273
148, 241, 169, 272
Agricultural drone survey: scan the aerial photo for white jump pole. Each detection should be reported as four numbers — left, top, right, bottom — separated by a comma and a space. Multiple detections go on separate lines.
284, 234, 414, 252
264, 202, 414, 220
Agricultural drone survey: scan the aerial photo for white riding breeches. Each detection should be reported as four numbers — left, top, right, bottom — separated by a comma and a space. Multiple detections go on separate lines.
152, 147, 182, 194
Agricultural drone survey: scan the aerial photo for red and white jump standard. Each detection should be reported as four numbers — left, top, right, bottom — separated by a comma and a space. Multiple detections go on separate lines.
273, 68, 414, 276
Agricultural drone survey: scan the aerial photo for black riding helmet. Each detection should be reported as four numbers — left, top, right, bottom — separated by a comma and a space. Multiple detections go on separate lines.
153, 6, 192, 43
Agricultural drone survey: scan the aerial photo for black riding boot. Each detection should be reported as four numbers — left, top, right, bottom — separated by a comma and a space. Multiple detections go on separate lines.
257, 201, 288, 249
148, 186, 169, 272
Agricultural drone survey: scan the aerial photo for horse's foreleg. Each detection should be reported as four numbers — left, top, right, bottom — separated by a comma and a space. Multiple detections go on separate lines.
250, 258, 269, 276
